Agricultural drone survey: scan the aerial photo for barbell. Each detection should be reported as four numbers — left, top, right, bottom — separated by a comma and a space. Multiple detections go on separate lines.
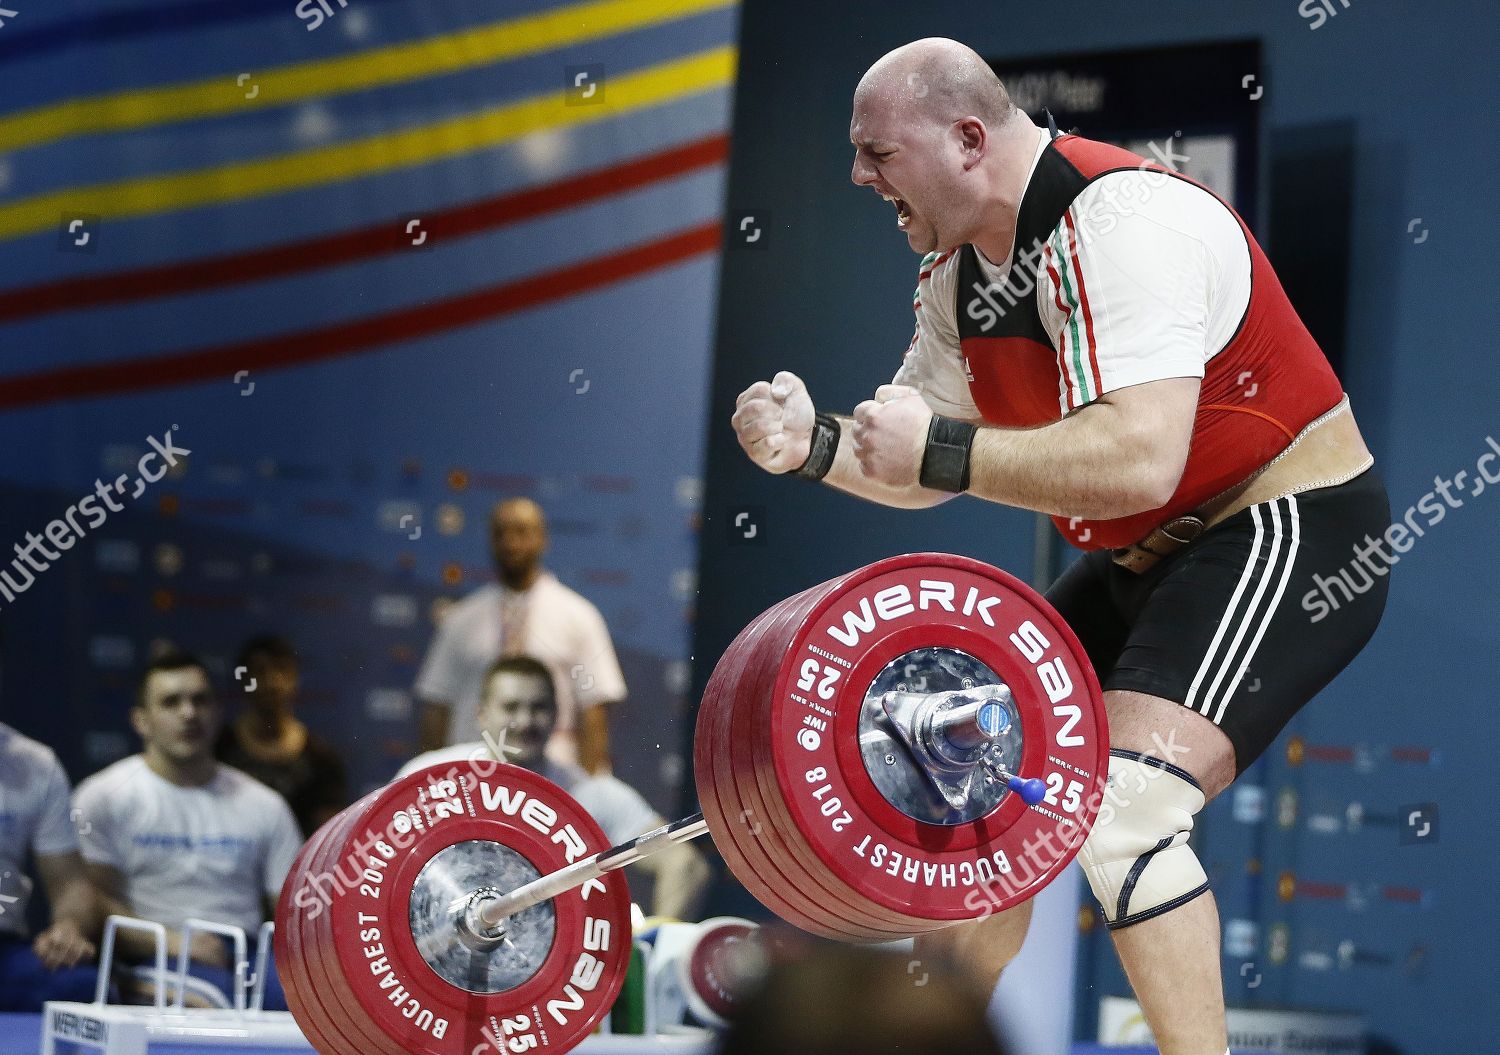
273, 552, 1108, 1054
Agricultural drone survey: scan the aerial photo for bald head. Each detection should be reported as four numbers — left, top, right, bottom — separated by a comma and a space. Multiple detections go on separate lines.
492, 497, 544, 527
490, 498, 547, 586
855, 37, 1013, 128
849, 38, 1032, 257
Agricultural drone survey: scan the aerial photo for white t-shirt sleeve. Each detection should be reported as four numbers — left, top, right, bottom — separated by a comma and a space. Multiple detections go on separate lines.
262, 796, 303, 899
71, 779, 120, 869
414, 610, 464, 704
572, 603, 626, 709
1039, 172, 1220, 413
891, 251, 981, 420
32, 751, 79, 858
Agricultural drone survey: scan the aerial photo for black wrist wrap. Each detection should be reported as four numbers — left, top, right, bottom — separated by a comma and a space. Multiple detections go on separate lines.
919, 415, 977, 492
793, 413, 842, 481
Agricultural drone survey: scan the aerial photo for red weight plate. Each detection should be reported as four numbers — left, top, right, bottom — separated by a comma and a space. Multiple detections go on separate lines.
313, 773, 601, 1055
725, 581, 926, 937
698, 593, 892, 940
696, 598, 863, 940
294, 795, 404, 1055
700, 573, 927, 935
313, 772, 572, 1055
297, 795, 408, 1055
709, 586, 908, 940
767, 554, 1109, 921
680, 918, 762, 1027
743, 614, 1000, 932
735, 579, 941, 933
276, 809, 353, 1055
320, 765, 632, 1055
308, 788, 500, 1055
704, 587, 880, 938
281, 795, 397, 1055
736, 577, 944, 934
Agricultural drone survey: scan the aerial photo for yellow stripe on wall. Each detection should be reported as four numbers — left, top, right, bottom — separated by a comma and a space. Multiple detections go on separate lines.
0, 0, 735, 153
0, 46, 736, 242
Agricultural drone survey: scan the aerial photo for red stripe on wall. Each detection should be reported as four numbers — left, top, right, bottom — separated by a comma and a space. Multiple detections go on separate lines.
0, 222, 722, 409
0, 134, 730, 323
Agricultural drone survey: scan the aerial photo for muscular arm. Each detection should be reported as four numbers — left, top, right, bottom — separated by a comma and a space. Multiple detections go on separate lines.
735, 371, 1197, 520
821, 414, 958, 510
846, 376, 1199, 518
32, 852, 101, 969
964, 377, 1200, 518
732, 375, 956, 510
37, 852, 100, 935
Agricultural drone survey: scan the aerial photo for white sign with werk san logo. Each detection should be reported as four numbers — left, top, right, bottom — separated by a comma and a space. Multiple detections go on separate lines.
1098, 996, 1364, 1053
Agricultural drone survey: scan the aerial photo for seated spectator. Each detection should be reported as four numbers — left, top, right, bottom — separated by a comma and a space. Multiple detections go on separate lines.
73, 653, 302, 1009
400, 655, 708, 920
215, 635, 348, 837
716, 943, 1010, 1055
0, 722, 102, 1011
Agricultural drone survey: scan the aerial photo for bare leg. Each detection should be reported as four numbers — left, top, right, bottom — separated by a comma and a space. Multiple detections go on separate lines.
913, 897, 1033, 998
1112, 889, 1227, 1054
1102, 689, 1237, 1055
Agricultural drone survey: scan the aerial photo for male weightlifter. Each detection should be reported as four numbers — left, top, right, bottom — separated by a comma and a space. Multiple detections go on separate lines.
731, 38, 1389, 1055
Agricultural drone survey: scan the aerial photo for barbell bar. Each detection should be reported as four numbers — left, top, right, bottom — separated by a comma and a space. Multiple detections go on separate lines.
275, 552, 1108, 1055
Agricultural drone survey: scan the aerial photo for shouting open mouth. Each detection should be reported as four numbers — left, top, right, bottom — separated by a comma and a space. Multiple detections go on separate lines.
880, 192, 912, 229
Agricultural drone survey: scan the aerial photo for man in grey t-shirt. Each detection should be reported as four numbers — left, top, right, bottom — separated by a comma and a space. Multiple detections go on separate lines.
0, 722, 101, 1011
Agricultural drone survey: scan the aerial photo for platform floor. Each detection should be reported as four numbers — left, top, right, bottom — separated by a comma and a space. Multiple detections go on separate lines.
2, 1013, 1154, 1054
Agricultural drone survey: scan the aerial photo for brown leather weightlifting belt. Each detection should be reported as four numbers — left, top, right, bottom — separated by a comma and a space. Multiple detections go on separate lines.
1111, 396, 1373, 573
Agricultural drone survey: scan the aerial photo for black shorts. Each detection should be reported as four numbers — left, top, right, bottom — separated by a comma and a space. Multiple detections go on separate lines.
1045, 468, 1391, 775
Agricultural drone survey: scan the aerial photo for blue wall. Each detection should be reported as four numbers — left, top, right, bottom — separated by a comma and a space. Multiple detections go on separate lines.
691, 2, 1499, 1051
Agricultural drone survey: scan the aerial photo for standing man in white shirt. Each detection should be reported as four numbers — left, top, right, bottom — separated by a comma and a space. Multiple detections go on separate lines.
415, 498, 627, 773
72, 653, 304, 1009
401, 655, 708, 921
0, 722, 102, 1010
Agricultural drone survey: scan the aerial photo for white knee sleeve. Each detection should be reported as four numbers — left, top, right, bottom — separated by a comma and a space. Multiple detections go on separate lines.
1079, 750, 1209, 928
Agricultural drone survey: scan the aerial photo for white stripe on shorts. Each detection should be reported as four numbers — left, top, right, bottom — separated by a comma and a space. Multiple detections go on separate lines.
1212, 495, 1301, 724
1182, 497, 1301, 723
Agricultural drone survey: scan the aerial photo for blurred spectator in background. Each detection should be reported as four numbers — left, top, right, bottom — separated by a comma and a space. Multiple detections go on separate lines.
715, 943, 1010, 1055
73, 653, 301, 1008
401, 654, 707, 919
415, 497, 626, 773
215, 635, 348, 837
0, 722, 102, 1011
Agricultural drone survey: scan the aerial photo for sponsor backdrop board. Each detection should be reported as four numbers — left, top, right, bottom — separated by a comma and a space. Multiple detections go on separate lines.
0, 2, 739, 824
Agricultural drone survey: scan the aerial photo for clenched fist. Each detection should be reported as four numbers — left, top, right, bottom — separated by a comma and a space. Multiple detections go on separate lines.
732, 371, 817, 474
851, 384, 932, 486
